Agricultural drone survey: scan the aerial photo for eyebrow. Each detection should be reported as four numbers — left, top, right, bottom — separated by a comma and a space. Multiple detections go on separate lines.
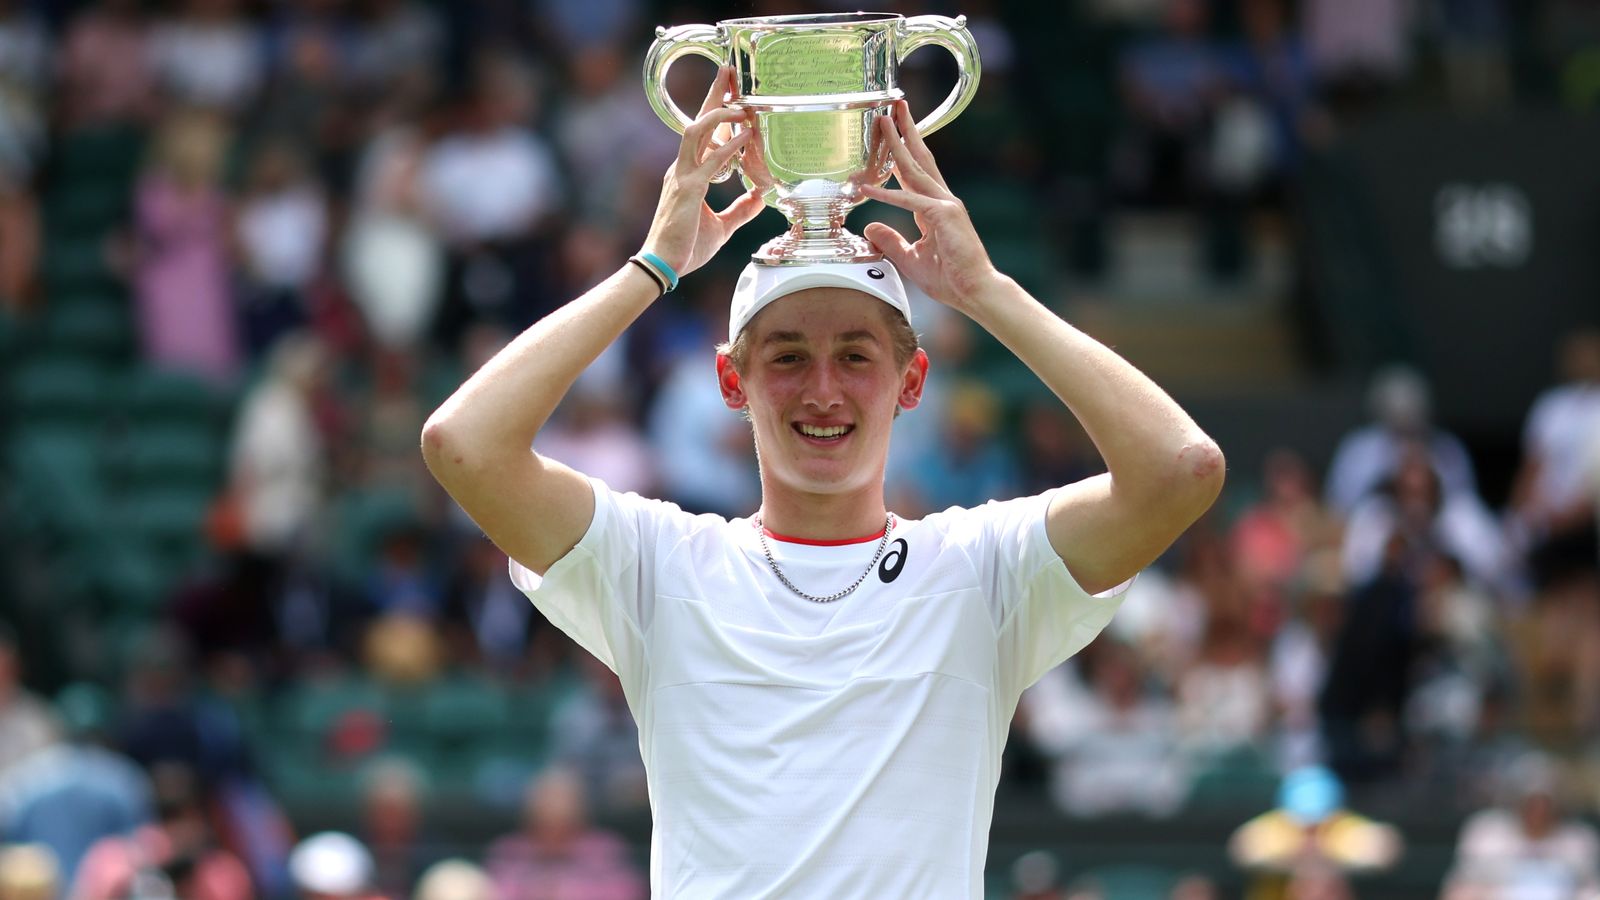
759, 329, 883, 347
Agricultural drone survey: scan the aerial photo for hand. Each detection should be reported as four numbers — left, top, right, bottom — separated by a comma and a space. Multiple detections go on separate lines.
860, 101, 1002, 313
639, 67, 765, 277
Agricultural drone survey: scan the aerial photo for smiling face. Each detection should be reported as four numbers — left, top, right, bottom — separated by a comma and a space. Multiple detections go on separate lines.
718, 287, 927, 503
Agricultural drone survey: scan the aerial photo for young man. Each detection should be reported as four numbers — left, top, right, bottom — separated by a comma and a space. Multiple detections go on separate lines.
421, 69, 1225, 898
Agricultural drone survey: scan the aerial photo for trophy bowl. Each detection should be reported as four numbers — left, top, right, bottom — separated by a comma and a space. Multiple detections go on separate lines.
645, 12, 981, 265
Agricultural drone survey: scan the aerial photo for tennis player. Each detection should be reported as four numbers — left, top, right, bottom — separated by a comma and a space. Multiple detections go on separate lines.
421, 68, 1225, 898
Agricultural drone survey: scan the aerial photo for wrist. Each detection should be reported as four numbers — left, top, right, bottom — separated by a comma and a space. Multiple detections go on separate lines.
949, 264, 1014, 317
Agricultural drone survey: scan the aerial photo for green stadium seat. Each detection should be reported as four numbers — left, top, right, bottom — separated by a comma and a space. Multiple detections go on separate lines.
6, 357, 111, 425
55, 127, 145, 183
41, 236, 117, 293
40, 297, 133, 362
6, 425, 107, 543
120, 367, 228, 426
1070, 863, 1180, 900
105, 422, 224, 491
44, 183, 128, 235
108, 483, 216, 553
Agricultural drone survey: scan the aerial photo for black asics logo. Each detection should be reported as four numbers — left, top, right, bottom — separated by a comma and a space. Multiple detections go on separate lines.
867, 267, 886, 280
878, 538, 908, 583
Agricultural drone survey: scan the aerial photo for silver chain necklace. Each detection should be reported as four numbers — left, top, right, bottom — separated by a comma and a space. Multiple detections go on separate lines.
754, 513, 895, 604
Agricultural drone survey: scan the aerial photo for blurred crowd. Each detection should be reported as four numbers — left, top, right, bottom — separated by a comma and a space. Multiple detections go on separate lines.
3, 0, 1600, 898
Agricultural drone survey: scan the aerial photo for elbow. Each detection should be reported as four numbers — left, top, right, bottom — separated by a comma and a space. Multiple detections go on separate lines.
1176, 438, 1227, 516
420, 413, 465, 476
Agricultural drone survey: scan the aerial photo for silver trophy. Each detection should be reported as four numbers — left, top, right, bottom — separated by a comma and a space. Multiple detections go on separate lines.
645, 12, 981, 265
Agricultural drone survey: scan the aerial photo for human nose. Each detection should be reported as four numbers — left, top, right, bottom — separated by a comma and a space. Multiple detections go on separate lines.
802, 359, 843, 411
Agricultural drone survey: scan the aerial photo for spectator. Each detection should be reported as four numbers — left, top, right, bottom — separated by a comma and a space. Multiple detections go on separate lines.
442, 538, 538, 674
422, 52, 563, 343
0, 625, 60, 778
1444, 753, 1600, 899
234, 139, 329, 358
348, 0, 443, 95
1325, 365, 1478, 516
1176, 615, 1272, 754
550, 657, 647, 817
0, 0, 48, 179
73, 764, 254, 900
1511, 328, 1600, 592
0, 683, 152, 890
1341, 443, 1509, 593
1022, 640, 1189, 818
483, 766, 645, 900
1301, 0, 1413, 107
148, 0, 266, 114
891, 380, 1020, 516
0, 844, 57, 900
0, 168, 37, 312
359, 758, 435, 898
1319, 533, 1419, 781
1112, 0, 1227, 209
343, 93, 443, 351
288, 831, 381, 900
1230, 449, 1338, 614
227, 332, 331, 560
57, 0, 157, 131
535, 388, 656, 498
1229, 766, 1403, 884
133, 109, 241, 385
414, 858, 490, 900
647, 345, 761, 517
550, 43, 676, 227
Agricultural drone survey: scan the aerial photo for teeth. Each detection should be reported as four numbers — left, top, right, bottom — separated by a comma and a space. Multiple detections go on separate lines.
799, 424, 849, 438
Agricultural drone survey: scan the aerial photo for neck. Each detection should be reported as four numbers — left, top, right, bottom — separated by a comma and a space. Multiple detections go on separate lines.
755, 481, 887, 543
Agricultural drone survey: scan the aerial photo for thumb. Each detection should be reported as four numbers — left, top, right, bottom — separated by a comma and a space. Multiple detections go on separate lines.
863, 222, 913, 266
718, 187, 766, 229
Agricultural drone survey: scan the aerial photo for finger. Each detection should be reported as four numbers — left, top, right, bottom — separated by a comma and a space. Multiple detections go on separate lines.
717, 187, 766, 229
863, 221, 915, 266
860, 182, 938, 214
700, 127, 751, 172
697, 66, 734, 118
893, 100, 949, 190
680, 107, 748, 167
876, 113, 943, 197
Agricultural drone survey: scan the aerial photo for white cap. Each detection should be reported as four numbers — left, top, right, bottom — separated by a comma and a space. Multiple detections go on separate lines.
728, 260, 911, 342
289, 832, 374, 897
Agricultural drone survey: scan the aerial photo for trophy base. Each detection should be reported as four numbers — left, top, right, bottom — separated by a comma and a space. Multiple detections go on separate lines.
752, 229, 882, 266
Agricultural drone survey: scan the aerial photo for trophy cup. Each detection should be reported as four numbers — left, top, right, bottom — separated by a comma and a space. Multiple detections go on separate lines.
645, 12, 980, 265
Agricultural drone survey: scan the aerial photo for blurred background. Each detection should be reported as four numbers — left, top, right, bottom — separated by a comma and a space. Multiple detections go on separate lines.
1, 0, 1599, 897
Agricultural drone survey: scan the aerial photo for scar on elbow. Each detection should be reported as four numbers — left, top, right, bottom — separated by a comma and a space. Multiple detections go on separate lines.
1181, 441, 1225, 480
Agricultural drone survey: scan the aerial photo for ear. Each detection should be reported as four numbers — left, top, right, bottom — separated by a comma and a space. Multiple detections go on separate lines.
716, 353, 747, 410
898, 349, 929, 411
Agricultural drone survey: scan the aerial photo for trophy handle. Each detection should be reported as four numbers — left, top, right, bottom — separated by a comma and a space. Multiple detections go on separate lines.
644, 23, 727, 135
897, 15, 983, 138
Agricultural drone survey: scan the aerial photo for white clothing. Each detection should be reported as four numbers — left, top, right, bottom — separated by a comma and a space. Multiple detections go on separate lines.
147, 21, 264, 111
421, 127, 561, 243
1341, 492, 1509, 590
238, 185, 328, 289
1522, 383, 1600, 518
510, 479, 1127, 899
1324, 424, 1478, 515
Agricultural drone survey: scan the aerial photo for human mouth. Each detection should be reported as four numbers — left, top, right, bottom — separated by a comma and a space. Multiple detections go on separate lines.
794, 423, 853, 442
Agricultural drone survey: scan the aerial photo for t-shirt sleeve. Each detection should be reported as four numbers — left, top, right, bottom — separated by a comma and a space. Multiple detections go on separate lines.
507, 477, 690, 696
948, 490, 1133, 703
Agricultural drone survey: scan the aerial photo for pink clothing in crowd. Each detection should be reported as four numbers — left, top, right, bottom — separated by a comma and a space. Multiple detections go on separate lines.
134, 174, 240, 384
484, 829, 644, 900
73, 825, 253, 900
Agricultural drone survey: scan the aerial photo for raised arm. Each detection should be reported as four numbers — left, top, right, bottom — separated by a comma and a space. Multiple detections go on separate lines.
421, 69, 762, 574
862, 101, 1224, 595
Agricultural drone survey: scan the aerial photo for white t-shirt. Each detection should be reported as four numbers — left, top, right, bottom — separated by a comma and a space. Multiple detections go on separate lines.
510, 478, 1128, 899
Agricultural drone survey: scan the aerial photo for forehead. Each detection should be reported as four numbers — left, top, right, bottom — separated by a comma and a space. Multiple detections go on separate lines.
744, 287, 898, 341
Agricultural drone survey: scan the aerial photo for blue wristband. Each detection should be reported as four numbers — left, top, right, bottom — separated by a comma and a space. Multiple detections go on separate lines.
637, 252, 680, 292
